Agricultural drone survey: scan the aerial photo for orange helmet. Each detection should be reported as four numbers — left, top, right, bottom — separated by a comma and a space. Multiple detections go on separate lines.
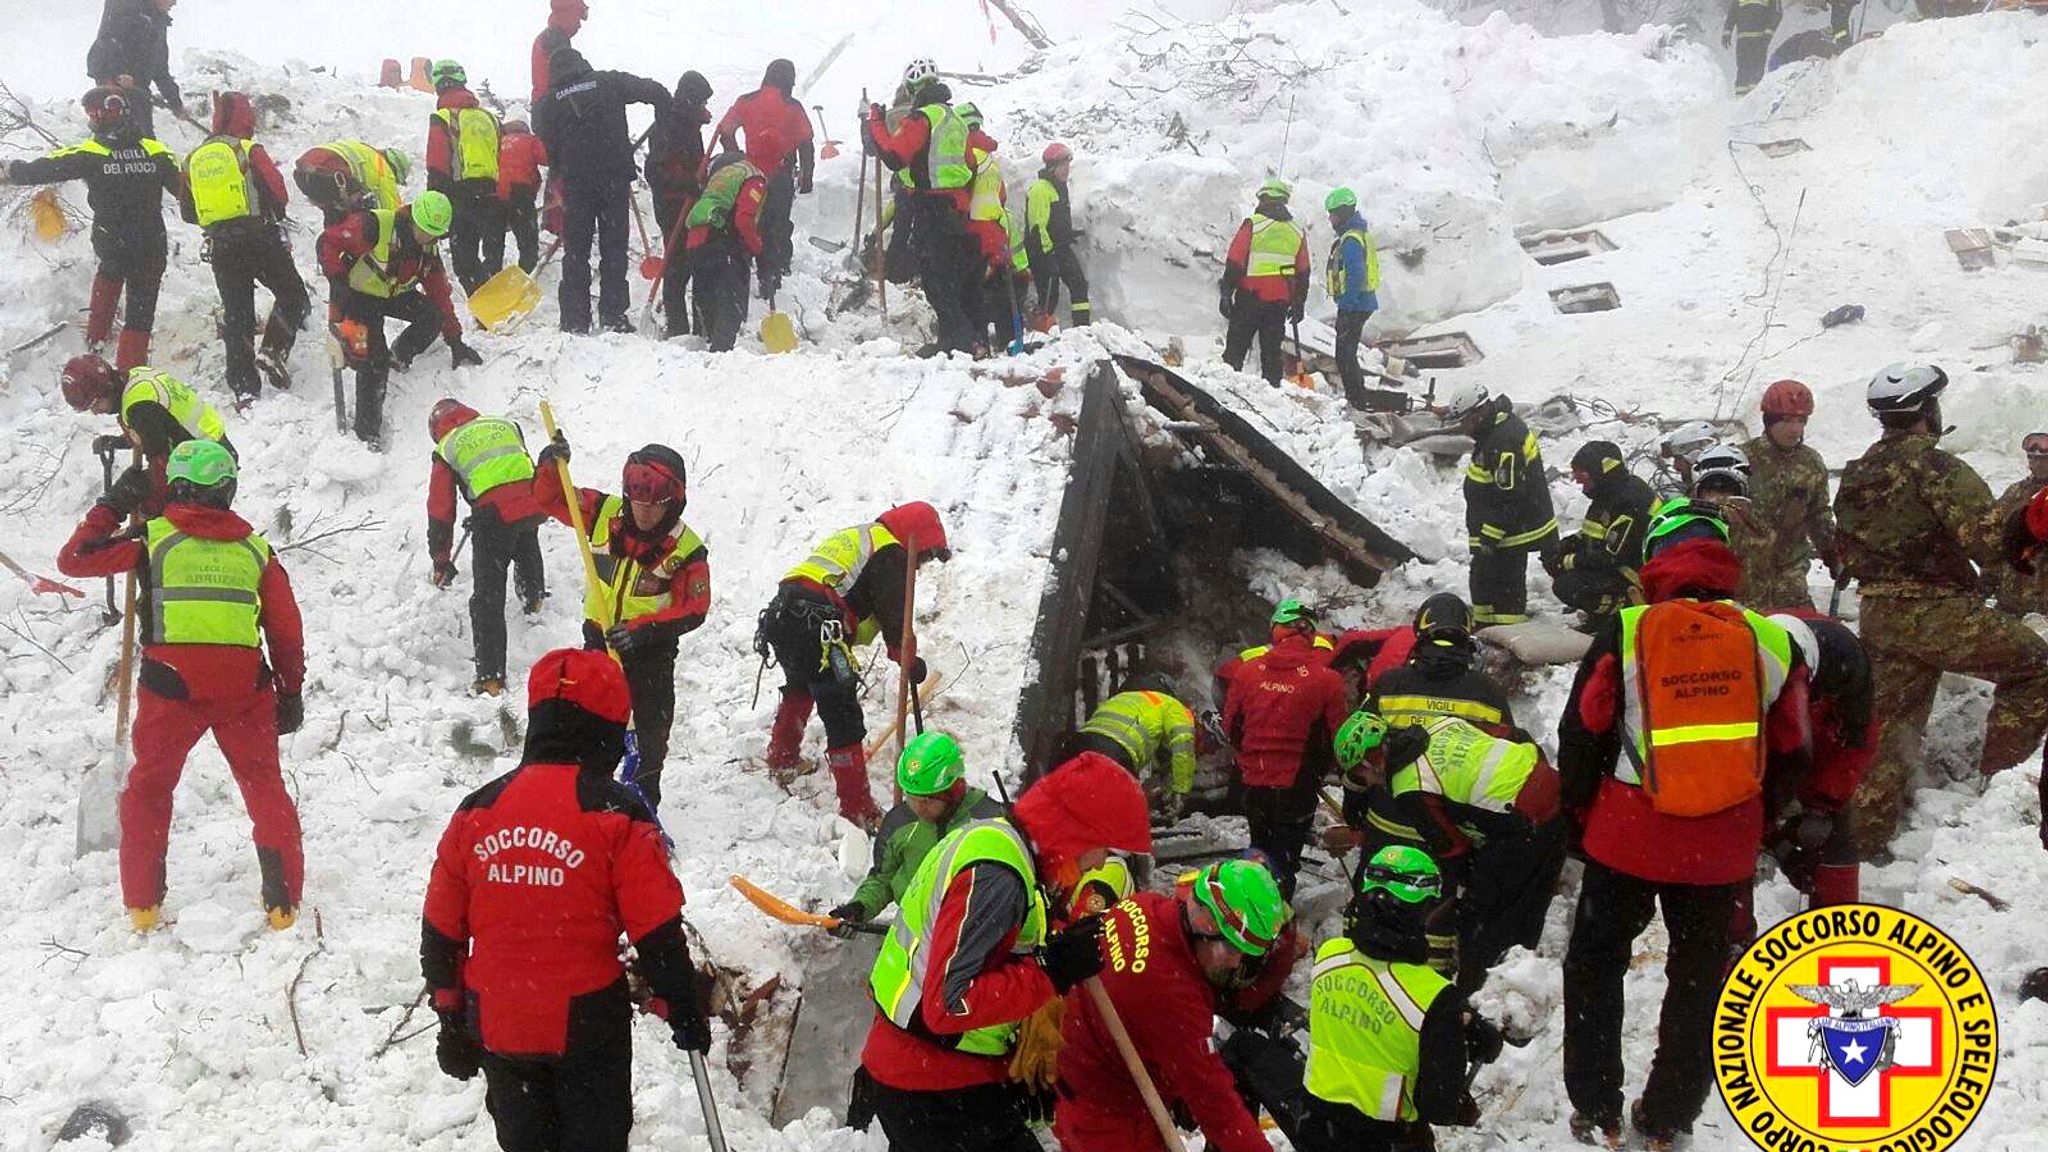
1760, 378, 1814, 419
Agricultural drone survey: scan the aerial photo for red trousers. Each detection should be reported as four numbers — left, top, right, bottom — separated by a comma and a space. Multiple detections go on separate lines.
122, 685, 303, 909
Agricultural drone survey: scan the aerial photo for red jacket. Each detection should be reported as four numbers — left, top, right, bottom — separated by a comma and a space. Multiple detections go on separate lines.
425, 86, 489, 192
1054, 891, 1270, 1152
317, 209, 463, 341
1223, 633, 1352, 789
532, 477, 710, 635
497, 125, 548, 201
1224, 207, 1311, 307
421, 756, 690, 1056
1775, 611, 1878, 813
57, 502, 305, 698
1559, 541, 1812, 885
683, 163, 767, 256
710, 87, 813, 178
2028, 485, 2048, 541
864, 103, 998, 212
530, 8, 582, 103
426, 410, 545, 566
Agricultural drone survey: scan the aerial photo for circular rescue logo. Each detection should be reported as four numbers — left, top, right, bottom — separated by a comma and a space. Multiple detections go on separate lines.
1715, 904, 1998, 1152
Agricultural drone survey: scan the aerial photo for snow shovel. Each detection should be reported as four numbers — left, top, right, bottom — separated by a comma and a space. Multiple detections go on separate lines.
861, 670, 945, 759
1288, 319, 1317, 389
729, 875, 888, 935
326, 326, 349, 435
759, 292, 797, 353
469, 239, 560, 333
0, 549, 83, 599
812, 106, 841, 160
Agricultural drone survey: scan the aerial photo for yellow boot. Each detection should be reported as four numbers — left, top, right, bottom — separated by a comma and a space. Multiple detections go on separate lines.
267, 904, 298, 931
128, 905, 162, 933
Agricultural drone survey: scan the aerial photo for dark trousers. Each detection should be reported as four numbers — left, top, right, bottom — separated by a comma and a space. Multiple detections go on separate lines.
655, 195, 696, 336
909, 195, 981, 354
622, 641, 678, 810
560, 178, 631, 332
871, 1079, 1040, 1152
340, 290, 443, 445
690, 235, 752, 352
469, 509, 546, 681
1034, 248, 1091, 325
1563, 860, 1740, 1133
209, 226, 309, 399
1470, 547, 1534, 625
981, 265, 1030, 349
1830, 0, 1858, 43
1456, 820, 1567, 993
1552, 565, 1631, 620
1242, 769, 1319, 899
480, 1037, 633, 1152
885, 187, 917, 283
760, 167, 796, 290
448, 185, 496, 294
1335, 310, 1371, 404
1735, 32, 1771, 93
88, 233, 168, 346
762, 589, 865, 749
1224, 294, 1288, 385
492, 192, 542, 273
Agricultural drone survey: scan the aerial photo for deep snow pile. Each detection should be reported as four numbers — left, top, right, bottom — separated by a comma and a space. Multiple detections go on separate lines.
1, 3, 2047, 1151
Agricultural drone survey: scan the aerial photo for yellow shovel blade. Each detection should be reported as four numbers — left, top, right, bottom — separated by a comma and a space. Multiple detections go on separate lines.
760, 310, 798, 354
469, 266, 542, 332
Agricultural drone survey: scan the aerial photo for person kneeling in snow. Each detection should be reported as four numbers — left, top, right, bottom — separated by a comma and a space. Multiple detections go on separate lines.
422, 648, 711, 1152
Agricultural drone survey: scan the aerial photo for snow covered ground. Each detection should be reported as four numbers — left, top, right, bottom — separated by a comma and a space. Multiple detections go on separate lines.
1, 0, 2046, 1149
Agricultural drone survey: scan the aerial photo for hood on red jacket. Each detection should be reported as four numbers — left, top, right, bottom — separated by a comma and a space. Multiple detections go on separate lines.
1642, 539, 1743, 603
212, 91, 256, 139
548, 0, 586, 32
436, 86, 481, 111
165, 503, 255, 542
428, 398, 479, 442
1012, 752, 1152, 882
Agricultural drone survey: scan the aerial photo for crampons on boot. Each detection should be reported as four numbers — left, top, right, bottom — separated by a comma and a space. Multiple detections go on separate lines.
128, 905, 163, 934
1569, 1111, 1621, 1148
826, 743, 882, 828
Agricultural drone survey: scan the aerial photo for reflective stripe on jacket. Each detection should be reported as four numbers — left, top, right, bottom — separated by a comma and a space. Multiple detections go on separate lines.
145, 517, 269, 647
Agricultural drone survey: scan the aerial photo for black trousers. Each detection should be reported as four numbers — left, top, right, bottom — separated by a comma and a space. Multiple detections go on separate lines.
1335, 310, 1371, 404
1830, 0, 1857, 43
1456, 820, 1567, 993
560, 178, 631, 332
885, 186, 917, 284
492, 193, 542, 274
92, 232, 167, 339
761, 588, 865, 749
480, 1036, 633, 1152
1224, 295, 1288, 385
1563, 859, 1740, 1134
871, 1079, 1040, 1152
469, 509, 546, 681
340, 290, 443, 446
1242, 768, 1319, 899
1034, 247, 1091, 325
209, 225, 309, 399
1552, 565, 1631, 620
982, 265, 1028, 349
655, 195, 695, 336
1470, 547, 1534, 625
909, 195, 981, 354
448, 185, 496, 294
690, 234, 752, 353
759, 167, 796, 289
622, 640, 678, 810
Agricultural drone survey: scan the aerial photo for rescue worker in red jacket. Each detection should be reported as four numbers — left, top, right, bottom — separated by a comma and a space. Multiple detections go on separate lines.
0, 86, 181, 371
423, 60, 502, 293
426, 399, 548, 696
292, 139, 405, 225
176, 90, 307, 402
492, 119, 549, 274
1054, 858, 1290, 1152
758, 501, 951, 825
57, 440, 306, 933
317, 190, 483, 446
684, 132, 775, 353
645, 71, 713, 337
2008, 482, 2048, 852
859, 752, 1152, 1152
1223, 598, 1353, 897
709, 58, 815, 299
531, 0, 586, 104
1221, 178, 1310, 386
422, 647, 710, 1152
1556, 501, 1811, 1149
532, 436, 708, 813
60, 355, 235, 518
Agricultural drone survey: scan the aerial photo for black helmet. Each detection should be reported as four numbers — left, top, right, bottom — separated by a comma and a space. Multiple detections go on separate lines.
677, 70, 713, 107
1569, 440, 1625, 480
1413, 593, 1473, 640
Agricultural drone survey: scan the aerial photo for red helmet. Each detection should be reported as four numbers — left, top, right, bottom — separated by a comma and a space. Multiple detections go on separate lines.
1760, 378, 1814, 419
427, 397, 477, 442
622, 444, 687, 506
82, 86, 131, 131
212, 90, 257, 138
527, 647, 631, 723
60, 354, 120, 412
878, 501, 950, 560
1042, 142, 1072, 165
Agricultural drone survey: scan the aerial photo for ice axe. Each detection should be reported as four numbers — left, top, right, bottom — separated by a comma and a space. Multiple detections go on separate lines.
812, 105, 840, 160
0, 549, 84, 599
728, 875, 888, 935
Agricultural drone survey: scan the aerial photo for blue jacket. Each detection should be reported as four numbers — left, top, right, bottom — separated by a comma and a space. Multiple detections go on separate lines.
1328, 208, 1379, 314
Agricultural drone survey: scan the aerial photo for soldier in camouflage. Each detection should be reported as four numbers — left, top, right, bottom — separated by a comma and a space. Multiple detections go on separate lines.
1832, 365, 2048, 857
1990, 431, 2048, 617
1740, 380, 1837, 611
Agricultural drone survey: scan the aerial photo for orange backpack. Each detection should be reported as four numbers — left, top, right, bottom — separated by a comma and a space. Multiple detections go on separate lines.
1628, 600, 1768, 817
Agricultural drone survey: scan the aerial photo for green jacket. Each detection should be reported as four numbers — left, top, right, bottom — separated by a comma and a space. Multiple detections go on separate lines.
847, 787, 1004, 920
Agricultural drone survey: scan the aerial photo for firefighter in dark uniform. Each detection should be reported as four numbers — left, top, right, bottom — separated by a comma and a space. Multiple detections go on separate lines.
1438, 382, 1558, 626
1725, 0, 1784, 94
1547, 440, 1658, 631
1365, 593, 1516, 733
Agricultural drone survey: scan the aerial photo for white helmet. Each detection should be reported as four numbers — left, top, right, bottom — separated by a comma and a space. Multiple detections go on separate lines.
1692, 443, 1751, 477
1660, 420, 1719, 461
1866, 362, 1948, 416
904, 58, 939, 89
1434, 379, 1491, 421
1769, 613, 1820, 677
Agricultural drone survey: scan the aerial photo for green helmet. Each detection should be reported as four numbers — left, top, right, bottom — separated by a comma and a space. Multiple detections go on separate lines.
411, 190, 454, 238
383, 148, 412, 185
1258, 177, 1291, 202
165, 439, 237, 488
430, 60, 467, 89
956, 102, 983, 128
1334, 710, 1388, 769
1324, 187, 1357, 212
1271, 598, 1317, 628
1189, 859, 1287, 956
1644, 497, 1729, 559
1358, 845, 1443, 905
897, 731, 966, 796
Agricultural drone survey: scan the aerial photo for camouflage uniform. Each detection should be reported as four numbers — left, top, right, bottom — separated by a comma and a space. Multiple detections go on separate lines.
1992, 477, 2048, 616
1834, 433, 2048, 856
1740, 436, 1836, 612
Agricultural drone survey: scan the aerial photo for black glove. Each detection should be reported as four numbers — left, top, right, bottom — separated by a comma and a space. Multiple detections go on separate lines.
536, 434, 570, 471
668, 991, 713, 1053
798, 172, 814, 195
605, 623, 645, 656
904, 655, 928, 685
93, 434, 132, 457
1777, 809, 1835, 889
448, 338, 484, 368
2004, 506, 2041, 575
1017, 1084, 1058, 1125
1465, 1013, 1505, 1066
828, 901, 868, 939
104, 465, 153, 518
1038, 915, 1105, 993
434, 1013, 481, 1081
431, 558, 459, 587
276, 693, 304, 735
1288, 302, 1305, 325
1218, 288, 1235, 320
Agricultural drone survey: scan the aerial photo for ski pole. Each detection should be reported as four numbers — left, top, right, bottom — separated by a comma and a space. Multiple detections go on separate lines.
689, 1051, 730, 1152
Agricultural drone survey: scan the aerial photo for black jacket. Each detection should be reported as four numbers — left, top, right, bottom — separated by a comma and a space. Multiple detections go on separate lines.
87, 0, 179, 105
1464, 399, 1558, 552
1563, 468, 1657, 577
534, 51, 670, 185
1368, 658, 1516, 732
5, 129, 181, 254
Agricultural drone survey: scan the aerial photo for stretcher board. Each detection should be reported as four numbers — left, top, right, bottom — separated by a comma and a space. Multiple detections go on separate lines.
770, 932, 882, 1128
